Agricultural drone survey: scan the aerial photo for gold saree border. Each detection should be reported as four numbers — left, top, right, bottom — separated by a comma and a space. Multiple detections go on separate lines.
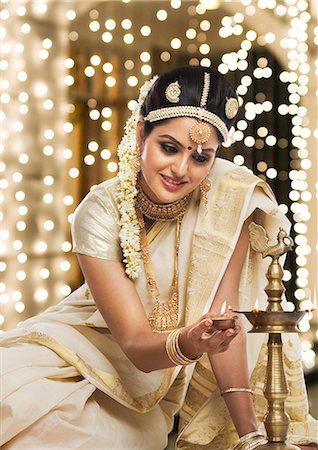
1, 331, 176, 414
185, 166, 262, 325
177, 345, 318, 450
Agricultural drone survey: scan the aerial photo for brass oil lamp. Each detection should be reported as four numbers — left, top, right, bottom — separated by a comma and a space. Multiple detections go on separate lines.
235, 223, 312, 450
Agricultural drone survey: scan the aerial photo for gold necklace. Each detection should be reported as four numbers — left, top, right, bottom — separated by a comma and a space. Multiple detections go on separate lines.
136, 185, 191, 221
136, 208, 182, 332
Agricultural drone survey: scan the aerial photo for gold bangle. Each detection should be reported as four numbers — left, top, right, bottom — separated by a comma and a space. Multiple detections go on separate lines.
232, 434, 267, 450
165, 328, 202, 366
238, 431, 263, 444
240, 437, 268, 450
220, 387, 253, 396
232, 436, 267, 450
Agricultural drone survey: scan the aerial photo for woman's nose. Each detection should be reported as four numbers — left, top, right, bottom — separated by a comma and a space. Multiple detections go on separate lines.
171, 155, 188, 177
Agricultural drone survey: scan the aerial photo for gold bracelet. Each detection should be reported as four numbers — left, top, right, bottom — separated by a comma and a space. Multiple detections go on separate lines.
220, 387, 254, 395
238, 431, 263, 444
232, 437, 267, 450
166, 329, 183, 365
165, 328, 202, 366
240, 437, 268, 450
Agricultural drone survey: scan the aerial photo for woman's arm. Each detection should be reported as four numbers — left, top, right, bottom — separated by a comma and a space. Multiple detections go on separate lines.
208, 214, 259, 437
77, 254, 240, 373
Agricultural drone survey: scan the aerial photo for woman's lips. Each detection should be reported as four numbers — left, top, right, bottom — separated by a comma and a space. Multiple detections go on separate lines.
160, 174, 187, 191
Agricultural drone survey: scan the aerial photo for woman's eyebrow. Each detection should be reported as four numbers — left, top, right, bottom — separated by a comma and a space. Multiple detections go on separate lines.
158, 134, 217, 152
158, 134, 183, 147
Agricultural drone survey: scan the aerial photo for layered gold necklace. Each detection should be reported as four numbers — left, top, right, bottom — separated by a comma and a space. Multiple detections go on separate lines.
136, 186, 191, 221
135, 187, 191, 332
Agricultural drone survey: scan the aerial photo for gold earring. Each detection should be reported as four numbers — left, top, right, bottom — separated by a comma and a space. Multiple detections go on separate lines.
200, 177, 211, 209
131, 144, 142, 185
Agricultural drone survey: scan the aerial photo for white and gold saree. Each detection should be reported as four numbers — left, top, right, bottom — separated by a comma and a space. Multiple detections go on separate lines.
0, 158, 316, 449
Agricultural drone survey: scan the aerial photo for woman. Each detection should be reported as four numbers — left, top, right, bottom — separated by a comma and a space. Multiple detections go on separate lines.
1, 66, 317, 450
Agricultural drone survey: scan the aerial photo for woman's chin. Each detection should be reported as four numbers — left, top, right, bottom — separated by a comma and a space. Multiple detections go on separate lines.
154, 190, 187, 204
142, 179, 192, 204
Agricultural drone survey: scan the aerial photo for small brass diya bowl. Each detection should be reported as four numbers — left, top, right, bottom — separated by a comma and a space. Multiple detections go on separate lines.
234, 310, 307, 333
212, 315, 238, 330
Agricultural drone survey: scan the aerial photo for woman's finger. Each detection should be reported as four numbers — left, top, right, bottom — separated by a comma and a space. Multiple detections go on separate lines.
205, 327, 239, 351
223, 328, 235, 337
206, 330, 226, 346
222, 323, 240, 337
190, 318, 214, 339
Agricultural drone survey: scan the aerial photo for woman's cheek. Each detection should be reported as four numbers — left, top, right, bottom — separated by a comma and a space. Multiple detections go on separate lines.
194, 164, 211, 180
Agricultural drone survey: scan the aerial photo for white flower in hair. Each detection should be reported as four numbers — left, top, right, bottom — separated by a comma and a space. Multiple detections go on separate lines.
117, 75, 158, 279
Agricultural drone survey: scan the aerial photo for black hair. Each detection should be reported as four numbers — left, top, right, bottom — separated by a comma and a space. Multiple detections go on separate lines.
140, 65, 238, 143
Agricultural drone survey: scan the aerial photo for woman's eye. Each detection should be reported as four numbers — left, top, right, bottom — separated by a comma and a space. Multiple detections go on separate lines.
161, 143, 177, 154
193, 154, 209, 163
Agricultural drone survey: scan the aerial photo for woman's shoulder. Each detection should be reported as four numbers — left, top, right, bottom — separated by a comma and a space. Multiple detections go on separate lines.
211, 157, 276, 200
72, 176, 120, 226
71, 176, 122, 260
76, 177, 119, 210
84, 176, 119, 201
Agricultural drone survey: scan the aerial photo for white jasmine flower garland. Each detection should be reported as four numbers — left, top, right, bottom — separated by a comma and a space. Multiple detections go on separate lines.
117, 76, 158, 279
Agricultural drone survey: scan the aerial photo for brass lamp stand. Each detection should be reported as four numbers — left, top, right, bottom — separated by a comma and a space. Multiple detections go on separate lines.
236, 224, 308, 450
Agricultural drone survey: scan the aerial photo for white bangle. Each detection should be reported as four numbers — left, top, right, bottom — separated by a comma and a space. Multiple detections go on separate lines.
220, 387, 254, 396
238, 431, 263, 444
231, 433, 267, 450
245, 437, 268, 449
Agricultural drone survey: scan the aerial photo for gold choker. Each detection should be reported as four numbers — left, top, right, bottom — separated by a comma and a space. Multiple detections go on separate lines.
136, 186, 191, 221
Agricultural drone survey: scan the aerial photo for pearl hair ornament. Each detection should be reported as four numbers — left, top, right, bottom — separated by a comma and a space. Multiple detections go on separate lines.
143, 71, 238, 150
189, 72, 211, 153
199, 72, 210, 109
165, 81, 181, 103
144, 106, 228, 142
225, 97, 239, 119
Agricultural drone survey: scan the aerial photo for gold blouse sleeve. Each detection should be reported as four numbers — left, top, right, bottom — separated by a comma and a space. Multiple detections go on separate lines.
71, 181, 122, 262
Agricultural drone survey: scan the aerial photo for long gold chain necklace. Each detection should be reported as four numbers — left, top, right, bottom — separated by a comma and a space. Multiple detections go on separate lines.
136, 208, 182, 332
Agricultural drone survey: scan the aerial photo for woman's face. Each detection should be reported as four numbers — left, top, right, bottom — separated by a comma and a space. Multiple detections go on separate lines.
138, 117, 219, 204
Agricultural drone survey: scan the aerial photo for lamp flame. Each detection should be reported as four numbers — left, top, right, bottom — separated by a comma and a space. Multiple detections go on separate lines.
253, 298, 259, 313
220, 301, 227, 315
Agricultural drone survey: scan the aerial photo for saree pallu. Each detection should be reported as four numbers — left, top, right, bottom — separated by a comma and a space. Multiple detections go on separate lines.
177, 160, 317, 448
1, 158, 317, 449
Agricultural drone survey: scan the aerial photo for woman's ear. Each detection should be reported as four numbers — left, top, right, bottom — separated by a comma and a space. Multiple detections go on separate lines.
136, 119, 144, 146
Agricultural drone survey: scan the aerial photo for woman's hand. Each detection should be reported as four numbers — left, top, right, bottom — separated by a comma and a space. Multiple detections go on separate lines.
179, 315, 240, 360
